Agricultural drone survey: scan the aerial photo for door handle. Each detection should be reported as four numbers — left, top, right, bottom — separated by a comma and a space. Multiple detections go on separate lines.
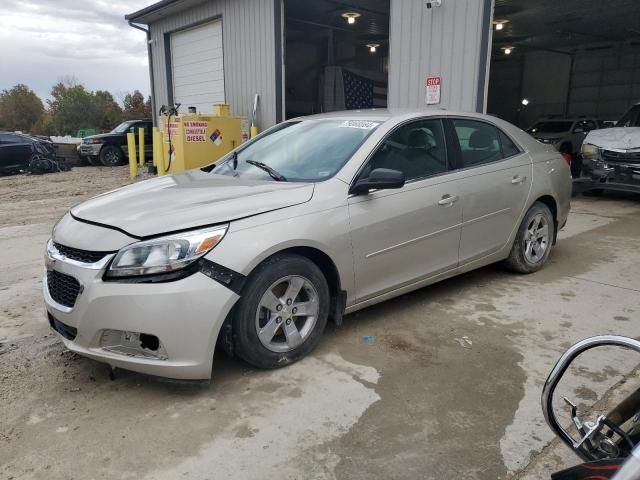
511, 175, 527, 185
438, 194, 458, 206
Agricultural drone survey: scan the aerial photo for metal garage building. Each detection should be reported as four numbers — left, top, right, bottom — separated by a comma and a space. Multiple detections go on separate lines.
125, 0, 493, 129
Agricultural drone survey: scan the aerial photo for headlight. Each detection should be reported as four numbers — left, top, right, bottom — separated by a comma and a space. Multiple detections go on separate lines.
581, 143, 600, 161
105, 225, 228, 278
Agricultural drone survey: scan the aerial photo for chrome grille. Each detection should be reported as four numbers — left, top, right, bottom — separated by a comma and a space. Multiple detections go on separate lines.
53, 242, 109, 264
602, 150, 640, 164
47, 270, 81, 308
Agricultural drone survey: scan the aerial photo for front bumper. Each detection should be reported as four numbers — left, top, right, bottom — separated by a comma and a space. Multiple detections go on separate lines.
78, 144, 102, 156
573, 156, 640, 194
43, 249, 239, 380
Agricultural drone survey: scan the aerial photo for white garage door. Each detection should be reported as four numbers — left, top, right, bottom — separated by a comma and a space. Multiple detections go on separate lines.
170, 20, 225, 113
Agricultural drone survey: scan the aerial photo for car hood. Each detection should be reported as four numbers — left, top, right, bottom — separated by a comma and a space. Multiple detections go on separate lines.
584, 127, 640, 150
70, 170, 314, 237
83, 133, 119, 141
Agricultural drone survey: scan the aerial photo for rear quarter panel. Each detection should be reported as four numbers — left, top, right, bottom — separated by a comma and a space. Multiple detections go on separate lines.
490, 117, 571, 228
529, 145, 572, 229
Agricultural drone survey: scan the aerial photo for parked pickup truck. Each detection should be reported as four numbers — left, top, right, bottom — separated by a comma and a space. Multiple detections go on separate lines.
78, 120, 152, 166
575, 103, 640, 195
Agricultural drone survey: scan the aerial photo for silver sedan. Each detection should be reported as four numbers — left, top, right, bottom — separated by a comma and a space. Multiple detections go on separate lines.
44, 110, 571, 380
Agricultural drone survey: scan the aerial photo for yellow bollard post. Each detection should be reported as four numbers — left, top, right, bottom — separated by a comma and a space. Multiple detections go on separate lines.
138, 128, 145, 167
151, 127, 159, 168
155, 129, 165, 176
126, 132, 137, 179
250, 126, 259, 139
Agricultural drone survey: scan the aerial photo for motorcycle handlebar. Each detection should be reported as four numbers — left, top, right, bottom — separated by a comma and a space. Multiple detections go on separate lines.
541, 335, 640, 462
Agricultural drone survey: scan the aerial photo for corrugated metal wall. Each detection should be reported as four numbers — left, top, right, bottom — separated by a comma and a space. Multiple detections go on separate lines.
388, 0, 491, 113
148, 0, 277, 128
568, 46, 640, 121
488, 45, 640, 127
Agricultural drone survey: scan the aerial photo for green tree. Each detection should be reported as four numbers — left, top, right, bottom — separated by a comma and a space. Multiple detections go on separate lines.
93, 90, 122, 131
32, 111, 54, 136
123, 90, 152, 120
49, 84, 97, 135
0, 84, 45, 133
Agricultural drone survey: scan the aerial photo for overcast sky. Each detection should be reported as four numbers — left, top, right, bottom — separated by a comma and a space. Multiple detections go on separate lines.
0, 0, 153, 104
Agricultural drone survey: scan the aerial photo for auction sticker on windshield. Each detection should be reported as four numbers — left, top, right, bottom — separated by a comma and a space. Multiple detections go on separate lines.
339, 120, 379, 130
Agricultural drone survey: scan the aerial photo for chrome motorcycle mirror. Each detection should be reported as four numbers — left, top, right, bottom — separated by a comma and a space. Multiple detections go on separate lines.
542, 336, 640, 463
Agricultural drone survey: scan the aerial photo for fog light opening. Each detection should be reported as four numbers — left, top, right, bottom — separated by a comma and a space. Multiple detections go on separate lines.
140, 333, 160, 351
100, 329, 168, 360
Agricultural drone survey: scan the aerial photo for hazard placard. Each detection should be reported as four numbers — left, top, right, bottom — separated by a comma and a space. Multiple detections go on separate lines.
184, 120, 208, 143
425, 76, 441, 105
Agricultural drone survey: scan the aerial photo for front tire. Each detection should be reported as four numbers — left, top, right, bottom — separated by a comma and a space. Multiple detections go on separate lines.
99, 145, 124, 166
504, 202, 555, 274
87, 155, 102, 166
233, 254, 330, 369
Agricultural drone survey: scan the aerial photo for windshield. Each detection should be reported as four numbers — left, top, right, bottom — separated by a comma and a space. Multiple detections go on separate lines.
210, 119, 380, 182
617, 105, 640, 127
111, 121, 136, 134
528, 121, 573, 134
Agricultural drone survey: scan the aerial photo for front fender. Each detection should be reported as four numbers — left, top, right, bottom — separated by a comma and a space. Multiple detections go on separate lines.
205, 203, 354, 304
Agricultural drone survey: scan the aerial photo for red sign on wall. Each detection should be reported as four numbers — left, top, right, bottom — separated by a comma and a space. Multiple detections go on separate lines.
425, 76, 442, 105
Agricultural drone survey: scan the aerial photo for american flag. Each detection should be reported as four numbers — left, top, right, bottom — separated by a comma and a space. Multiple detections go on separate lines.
342, 69, 387, 110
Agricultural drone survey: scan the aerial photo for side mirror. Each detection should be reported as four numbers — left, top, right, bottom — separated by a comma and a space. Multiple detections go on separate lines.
351, 168, 405, 195
573, 127, 584, 134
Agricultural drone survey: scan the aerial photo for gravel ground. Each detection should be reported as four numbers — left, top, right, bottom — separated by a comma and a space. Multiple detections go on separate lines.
1, 167, 639, 480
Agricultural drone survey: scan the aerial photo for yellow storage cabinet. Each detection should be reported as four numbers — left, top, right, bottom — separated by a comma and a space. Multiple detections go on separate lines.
156, 104, 249, 174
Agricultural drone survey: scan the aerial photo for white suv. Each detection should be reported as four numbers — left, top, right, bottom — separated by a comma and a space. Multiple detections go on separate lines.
527, 118, 599, 156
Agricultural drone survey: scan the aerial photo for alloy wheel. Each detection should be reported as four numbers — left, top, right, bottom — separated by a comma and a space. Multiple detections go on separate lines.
255, 275, 319, 353
523, 213, 550, 264
103, 148, 121, 166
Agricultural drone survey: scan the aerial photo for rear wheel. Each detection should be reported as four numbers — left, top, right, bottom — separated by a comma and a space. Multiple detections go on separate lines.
99, 145, 124, 166
504, 202, 555, 274
232, 254, 329, 369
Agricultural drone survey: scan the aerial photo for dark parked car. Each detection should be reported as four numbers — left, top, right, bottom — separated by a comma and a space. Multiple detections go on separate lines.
0, 131, 60, 175
78, 120, 153, 167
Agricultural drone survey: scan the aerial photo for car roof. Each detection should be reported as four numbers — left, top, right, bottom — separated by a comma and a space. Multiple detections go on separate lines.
292, 108, 503, 123
0, 131, 30, 137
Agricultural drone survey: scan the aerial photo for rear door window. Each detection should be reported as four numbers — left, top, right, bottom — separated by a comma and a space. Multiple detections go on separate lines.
451, 119, 503, 168
499, 131, 520, 158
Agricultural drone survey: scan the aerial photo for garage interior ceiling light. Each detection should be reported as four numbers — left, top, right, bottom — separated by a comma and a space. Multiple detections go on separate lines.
521, 98, 529, 106
341, 11, 361, 24
367, 43, 380, 53
493, 19, 510, 31
501, 46, 515, 55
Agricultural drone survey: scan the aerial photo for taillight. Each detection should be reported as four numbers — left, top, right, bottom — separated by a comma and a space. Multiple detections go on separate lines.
561, 152, 572, 166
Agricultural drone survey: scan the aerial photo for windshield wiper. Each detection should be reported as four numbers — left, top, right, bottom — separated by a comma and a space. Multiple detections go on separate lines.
246, 160, 287, 182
